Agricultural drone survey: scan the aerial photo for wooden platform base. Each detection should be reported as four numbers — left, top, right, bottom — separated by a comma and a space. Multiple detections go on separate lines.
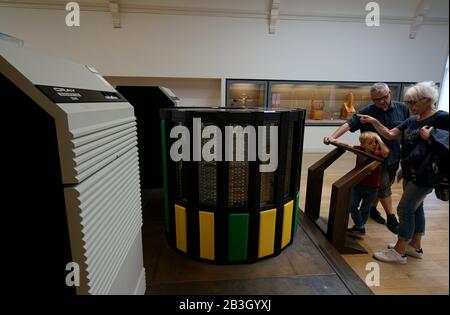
312, 217, 368, 254
141, 190, 372, 295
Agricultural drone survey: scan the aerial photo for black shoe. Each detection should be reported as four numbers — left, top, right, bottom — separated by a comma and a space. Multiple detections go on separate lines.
370, 207, 386, 224
386, 214, 399, 235
347, 225, 366, 239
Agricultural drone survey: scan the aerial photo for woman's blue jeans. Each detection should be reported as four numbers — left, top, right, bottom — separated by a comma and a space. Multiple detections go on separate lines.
350, 185, 378, 228
397, 180, 434, 241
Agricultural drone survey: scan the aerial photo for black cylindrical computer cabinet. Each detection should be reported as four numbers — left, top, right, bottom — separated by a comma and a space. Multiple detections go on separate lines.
160, 107, 306, 264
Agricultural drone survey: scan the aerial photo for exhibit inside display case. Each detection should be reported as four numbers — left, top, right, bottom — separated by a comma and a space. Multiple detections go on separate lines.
226, 79, 413, 125
227, 80, 267, 108
269, 82, 401, 124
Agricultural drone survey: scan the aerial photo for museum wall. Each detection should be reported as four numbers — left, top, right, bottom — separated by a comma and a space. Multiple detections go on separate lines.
0, 5, 448, 152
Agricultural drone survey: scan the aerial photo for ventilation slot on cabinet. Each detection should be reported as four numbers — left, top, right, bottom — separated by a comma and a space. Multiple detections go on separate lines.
64, 120, 143, 294
69, 119, 138, 182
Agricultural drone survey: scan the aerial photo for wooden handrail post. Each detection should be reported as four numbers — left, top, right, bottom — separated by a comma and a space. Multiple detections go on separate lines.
327, 160, 381, 253
304, 141, 384, 254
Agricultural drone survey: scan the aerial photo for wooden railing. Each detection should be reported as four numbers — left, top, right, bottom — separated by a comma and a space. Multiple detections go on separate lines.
305, 142, 383, 254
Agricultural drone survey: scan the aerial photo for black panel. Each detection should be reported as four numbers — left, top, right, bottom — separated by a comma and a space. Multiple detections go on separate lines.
185, 113, 200, 258
247, 115, 262, 261
116, 86, 175, 189
273, 113, 289, 254
166, 120, 177, 247
35, 85, 126, 103
1, 73, 75, 295
214, 121, 229, 263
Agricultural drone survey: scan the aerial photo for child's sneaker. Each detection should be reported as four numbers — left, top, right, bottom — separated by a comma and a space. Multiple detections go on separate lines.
388, 243, 423, 259
373, 248, 407, 264
347, 225, 366, 239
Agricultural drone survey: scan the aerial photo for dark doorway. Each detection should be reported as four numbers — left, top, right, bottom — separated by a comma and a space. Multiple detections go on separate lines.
116, 86, 175, 221
116, 86, 176, 189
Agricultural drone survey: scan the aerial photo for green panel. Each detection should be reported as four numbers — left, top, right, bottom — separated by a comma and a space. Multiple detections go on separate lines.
293, 192, 299, 234
161, 120, 169, 232
228, 213, 249, 261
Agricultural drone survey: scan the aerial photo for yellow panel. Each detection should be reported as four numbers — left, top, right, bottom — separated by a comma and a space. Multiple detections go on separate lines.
175, 204, 187, 253
258, 208, 277, 258
282, 200, 294, 248
199, 211, 215, 260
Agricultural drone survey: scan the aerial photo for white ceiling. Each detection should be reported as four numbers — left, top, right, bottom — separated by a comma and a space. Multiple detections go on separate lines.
0, 0, 448, 20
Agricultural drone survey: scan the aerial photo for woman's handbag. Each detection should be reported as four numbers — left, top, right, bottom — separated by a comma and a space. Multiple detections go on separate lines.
403, 111, 449, 201
415, 149, 449, 201
435, 181, 449, 201
402, 139, 448, 201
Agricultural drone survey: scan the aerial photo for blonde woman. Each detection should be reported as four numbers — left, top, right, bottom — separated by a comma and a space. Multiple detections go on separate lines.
358, 81, 449, 264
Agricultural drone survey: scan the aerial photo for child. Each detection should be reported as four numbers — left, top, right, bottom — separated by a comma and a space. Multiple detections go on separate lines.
332, 131, 389, 238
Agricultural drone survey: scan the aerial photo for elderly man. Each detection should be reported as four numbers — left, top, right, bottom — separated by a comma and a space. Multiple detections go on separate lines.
324, 82, 409, 235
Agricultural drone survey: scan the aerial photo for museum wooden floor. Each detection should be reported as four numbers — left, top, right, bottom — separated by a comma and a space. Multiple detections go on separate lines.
142, 152, 448, 295
300, 152, 449, 295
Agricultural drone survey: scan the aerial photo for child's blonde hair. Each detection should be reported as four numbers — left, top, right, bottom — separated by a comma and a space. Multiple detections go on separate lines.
359, 131, 378, 145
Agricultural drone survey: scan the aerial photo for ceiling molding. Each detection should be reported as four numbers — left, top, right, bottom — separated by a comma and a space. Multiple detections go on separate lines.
280, 12, 447, 25
409, 0, 433, 39
269, 0, 280, 34
0, 1, 267, 19
108, 1, 121, 28
0, 0, 447, 25
0, 1, 105, 10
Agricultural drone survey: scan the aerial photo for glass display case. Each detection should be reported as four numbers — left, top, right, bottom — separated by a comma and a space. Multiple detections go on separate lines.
399, 82, 416, 100
226, 79, 412, 125
269, 81, 401, 125
226, 79, 267, 108
399, 82, 440, 103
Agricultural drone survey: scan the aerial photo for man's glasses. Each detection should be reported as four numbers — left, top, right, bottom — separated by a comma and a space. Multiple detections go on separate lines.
405, 97, 427, 106
372, 93, 390, 102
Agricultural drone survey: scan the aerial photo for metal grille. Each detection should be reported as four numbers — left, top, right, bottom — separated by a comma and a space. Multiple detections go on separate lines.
228, 161, 249, 207
198, 160, 217, 206
260, 172, 274, 204
198, 124, 218, 206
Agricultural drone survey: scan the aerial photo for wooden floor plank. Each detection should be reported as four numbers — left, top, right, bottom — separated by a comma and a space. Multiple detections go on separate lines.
148, 274, 351, 295
143, 223, 336, 285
